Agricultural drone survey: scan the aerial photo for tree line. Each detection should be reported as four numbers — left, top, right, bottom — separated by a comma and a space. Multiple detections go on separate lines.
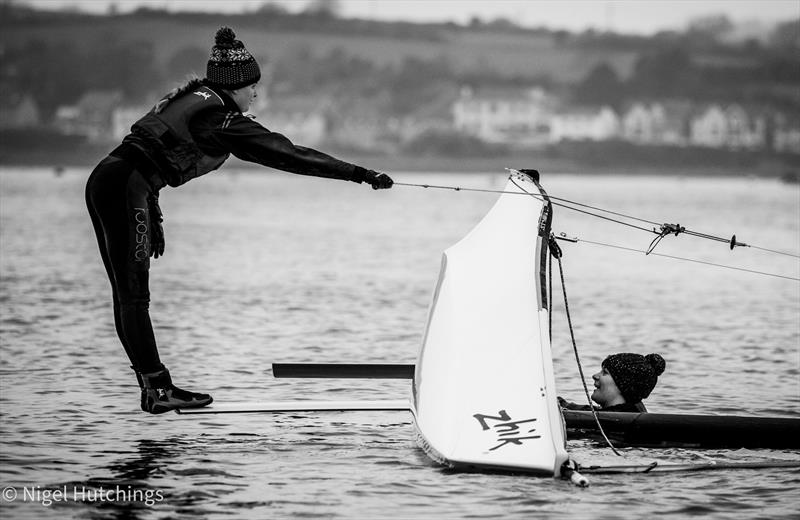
1, 3, 797, 119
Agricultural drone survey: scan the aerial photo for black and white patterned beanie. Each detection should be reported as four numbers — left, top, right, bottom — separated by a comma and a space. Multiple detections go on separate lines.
206, 27, 261, 90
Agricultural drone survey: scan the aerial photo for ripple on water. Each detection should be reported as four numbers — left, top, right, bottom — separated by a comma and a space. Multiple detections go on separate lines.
1, 170, 799, 519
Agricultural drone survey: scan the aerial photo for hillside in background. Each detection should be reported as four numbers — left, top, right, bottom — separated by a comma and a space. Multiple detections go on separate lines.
3, 4, 797, 106
1, 3, 798, 175
0, 5, 640, 92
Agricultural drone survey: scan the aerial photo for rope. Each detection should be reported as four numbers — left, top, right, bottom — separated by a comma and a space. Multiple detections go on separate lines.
548, 247, 553, 340
560, 235, 800, 282
400, 180, 656, 235
397, 181, 659, 227
749, 245, 800, 259
394, 181, 800, 260
509, 178, 659, 235
548, 235, 622, 457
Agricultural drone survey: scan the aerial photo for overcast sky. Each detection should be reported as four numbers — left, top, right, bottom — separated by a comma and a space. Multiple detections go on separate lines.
22, 0, 800, 35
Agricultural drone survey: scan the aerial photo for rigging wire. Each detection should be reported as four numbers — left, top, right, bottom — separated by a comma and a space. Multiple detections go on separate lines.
748, 244, 800, 259
556, 234, 800, 282
509, 177, 662, 236
396, 181, 662, 227
548, 236, 622, 457
396, 181, 652, 227
393, 181, 800, 260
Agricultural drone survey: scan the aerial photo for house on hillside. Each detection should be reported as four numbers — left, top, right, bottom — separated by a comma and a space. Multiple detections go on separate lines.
658, 100, 694, 146
0, 94, 40, 129
690, 103, 766, 150
620, 102, 662, 144
54, 90, 123, 143
690, 104, 728, 148
549, 105, 619, 142
774, 113, 800, 154
621, 100, 695, 146
724, 104, 766, 150
452, 86, 554, 148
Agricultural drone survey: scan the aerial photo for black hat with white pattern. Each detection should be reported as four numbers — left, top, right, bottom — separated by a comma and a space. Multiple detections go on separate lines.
206, 27, 261, 90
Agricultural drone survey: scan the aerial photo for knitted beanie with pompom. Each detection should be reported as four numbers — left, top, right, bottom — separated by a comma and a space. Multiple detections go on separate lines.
206, 27, 261, 90
602, 353, 666, 404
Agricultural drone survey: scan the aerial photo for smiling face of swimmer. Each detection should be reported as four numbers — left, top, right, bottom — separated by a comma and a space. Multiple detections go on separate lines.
591, 367, 626, 408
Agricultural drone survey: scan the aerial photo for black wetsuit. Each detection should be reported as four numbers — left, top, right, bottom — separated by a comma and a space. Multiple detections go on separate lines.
86, 82, 374, 375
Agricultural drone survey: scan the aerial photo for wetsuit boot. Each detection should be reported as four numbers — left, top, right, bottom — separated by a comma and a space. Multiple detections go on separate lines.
141, 368, 213, 414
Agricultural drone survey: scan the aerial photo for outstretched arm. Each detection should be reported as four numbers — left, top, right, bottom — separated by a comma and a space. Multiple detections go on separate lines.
202, 112, 392, 188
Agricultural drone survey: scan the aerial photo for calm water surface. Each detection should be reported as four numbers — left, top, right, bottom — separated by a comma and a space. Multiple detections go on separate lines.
1, 167, 799, 519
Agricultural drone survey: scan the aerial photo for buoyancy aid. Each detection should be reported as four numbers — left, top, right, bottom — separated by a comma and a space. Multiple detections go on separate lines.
130, 85, 230, 187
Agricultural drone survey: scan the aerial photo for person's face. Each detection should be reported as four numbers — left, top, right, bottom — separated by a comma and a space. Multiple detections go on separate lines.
591, 366, 625, 407
231, 82, 258, 112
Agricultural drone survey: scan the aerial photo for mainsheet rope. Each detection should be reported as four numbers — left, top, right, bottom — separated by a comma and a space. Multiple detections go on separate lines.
395, 181, 658, 235
394, 181, 800, 260
548, 237, 622, 457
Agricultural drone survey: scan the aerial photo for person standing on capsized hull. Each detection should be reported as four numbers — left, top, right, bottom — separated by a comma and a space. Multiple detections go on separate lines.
85, 26, 393, 415
559, 353, 666, 412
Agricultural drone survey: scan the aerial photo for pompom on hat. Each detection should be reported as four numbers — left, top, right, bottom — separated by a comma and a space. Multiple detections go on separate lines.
206, 27, 261, 90
602, 353, 666, 404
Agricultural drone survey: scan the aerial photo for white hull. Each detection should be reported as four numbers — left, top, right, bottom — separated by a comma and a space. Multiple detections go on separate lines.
412, 171, 568, 475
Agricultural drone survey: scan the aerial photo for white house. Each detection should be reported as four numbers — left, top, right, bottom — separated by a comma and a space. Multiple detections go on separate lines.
621, 102, 659, 144
620, 100, 698, 146
724, 104, 766, 150
452, 86, 554, 147
549, 106, 619, 142
690, 104, 728, 148
691, 104, 766, 150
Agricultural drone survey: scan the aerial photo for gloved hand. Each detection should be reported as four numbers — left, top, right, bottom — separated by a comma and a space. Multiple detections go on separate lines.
363, 170, 394, 190
151, 218, 165, 259
148, 195, 165, 259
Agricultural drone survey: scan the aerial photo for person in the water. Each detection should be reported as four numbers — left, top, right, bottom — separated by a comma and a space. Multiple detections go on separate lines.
85, 26, 393, 415
559, 353, 666, 412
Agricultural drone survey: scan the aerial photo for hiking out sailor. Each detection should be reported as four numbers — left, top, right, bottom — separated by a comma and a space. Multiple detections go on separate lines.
85, 26, 393, 414
559, 353, 666, 413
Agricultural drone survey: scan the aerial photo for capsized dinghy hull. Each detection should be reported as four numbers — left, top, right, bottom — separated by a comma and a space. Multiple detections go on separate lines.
412, 170, 569, 475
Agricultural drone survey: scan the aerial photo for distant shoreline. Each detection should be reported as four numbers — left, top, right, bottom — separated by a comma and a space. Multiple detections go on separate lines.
3, 156, 798, 181
1, 141, 798, 180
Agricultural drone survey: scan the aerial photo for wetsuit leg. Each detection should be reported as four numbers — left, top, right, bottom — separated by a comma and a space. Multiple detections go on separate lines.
86, 157, 164, 374
86, 173, 137, 368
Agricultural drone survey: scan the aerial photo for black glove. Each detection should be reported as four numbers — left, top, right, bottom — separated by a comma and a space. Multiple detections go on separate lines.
363, 170, 393, 190
148, 194, 165, 259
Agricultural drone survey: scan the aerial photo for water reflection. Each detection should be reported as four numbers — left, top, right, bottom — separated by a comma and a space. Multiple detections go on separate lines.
56, 438, 180, 519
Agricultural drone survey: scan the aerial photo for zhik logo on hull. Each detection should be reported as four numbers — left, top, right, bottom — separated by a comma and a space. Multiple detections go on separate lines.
473, 409, 541, 451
